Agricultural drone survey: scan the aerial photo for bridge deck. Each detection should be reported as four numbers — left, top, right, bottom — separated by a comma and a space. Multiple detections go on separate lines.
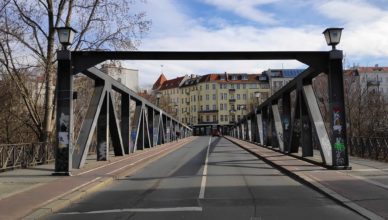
0, 136, 387, 219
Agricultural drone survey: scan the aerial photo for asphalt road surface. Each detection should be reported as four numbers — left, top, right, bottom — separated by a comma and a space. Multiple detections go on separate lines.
48, 137, 365, 220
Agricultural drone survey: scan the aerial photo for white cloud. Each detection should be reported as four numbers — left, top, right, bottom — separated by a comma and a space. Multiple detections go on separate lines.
201, 0, 279, 24
315, 0, 388, 59
130, 0, 388, 87
317, 0, 385, 24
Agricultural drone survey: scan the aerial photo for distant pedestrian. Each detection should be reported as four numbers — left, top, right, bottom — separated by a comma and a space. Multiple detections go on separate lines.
176, 131, 181, 141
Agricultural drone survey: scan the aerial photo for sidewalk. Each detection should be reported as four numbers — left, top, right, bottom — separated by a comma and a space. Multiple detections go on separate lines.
0, 137, 196, 220
226, 136, 388, 220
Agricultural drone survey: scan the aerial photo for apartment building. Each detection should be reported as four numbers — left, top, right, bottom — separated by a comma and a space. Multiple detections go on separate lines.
153, 72, 270, 135
265, 69, 305, 95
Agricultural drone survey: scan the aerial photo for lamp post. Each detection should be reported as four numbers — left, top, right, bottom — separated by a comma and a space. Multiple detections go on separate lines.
254, 91, 261, 105
323, 27, 349, 168
156, 92, 162, 107
323, 28, 343, 50
54, 26, 77, 175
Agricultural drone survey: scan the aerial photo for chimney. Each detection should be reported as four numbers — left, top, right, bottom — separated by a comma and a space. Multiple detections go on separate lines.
224, 72, 229, 81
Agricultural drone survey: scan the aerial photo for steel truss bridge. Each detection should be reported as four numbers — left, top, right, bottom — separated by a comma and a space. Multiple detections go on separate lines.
55, 49, 348, 174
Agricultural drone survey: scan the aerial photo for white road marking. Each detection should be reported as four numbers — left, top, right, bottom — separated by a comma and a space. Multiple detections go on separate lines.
199, 136, 212, 199
59, 206, 203, 215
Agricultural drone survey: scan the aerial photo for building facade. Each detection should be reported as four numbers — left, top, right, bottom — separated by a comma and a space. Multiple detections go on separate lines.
153, 72, 271, 135
265, 69, 305, 95
101, 63, 140, 92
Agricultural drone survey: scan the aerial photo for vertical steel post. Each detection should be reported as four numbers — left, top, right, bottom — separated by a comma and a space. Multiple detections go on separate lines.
54, 50, 73, 175
300, 90, 313, 157
262, 106, 269, 146
328, 50, 349, 168
97, 91, 109, 160
282, 94, 291, 153
121, 94, 130, 154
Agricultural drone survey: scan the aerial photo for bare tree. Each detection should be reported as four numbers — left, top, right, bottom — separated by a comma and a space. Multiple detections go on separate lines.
0, 0, 150, 143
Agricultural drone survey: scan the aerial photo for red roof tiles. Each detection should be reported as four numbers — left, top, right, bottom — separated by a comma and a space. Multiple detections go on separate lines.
152, 73, 167, 90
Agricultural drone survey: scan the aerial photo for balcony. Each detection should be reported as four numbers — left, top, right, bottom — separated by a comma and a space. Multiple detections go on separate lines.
229, 99, 236, 102
198, 109, 219, 113
198, 121, 219, 125
229, 88, 236, 92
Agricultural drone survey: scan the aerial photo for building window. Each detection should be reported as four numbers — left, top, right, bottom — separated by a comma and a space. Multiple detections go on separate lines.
206, 115, 210, 122
237, 84, 240, 89
223, 84, 227, 89
220, 84, 223, 89
199, 95, 202, 101
213, 94, 216, 100
237, 105, 241, 110
220, 93, 223, 100
243, 94, 247, 100
237, 94, 241, 100
212, 84, 216, 89
220, 104, 223, 110
225, 115, 228, 121
224, 93, 227, 99
243, 84, 246, 89
181, 99, 184, 104
213, 104, 216, 110
206, 105, 209, 110
213, 115, 217, 122
224, 103, 227, 110
206, 94, 209, 100
194, 105, 196, 112
231, 84, 234, 89
232, 75, 237, 80
200, 105, 203, 111
206, 84, 209, 90
220, 115, 224, 122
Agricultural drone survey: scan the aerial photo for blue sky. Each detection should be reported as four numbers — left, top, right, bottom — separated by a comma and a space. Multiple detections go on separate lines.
127, 0, 388, 87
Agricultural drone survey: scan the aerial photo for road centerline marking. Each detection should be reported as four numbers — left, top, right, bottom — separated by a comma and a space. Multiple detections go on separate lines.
199, 136, 212, 199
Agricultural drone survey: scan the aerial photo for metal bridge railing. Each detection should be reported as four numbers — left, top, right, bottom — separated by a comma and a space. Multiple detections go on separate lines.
349, 137, 388, 161
0, 143, 55, 171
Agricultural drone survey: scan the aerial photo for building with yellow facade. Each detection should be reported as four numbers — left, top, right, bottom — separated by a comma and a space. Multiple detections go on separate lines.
153, 72, 271, 135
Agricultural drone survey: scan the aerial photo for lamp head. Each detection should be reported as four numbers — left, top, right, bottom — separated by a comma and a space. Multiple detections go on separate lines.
323, 27, 343, 50
56, 27, 77, 49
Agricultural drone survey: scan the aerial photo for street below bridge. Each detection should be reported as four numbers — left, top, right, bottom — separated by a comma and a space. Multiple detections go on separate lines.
48, 137, 363, 220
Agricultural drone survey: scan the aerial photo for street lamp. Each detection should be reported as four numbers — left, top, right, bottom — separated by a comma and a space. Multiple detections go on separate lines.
56, 27, 77, 50
156, 92, 162, 107
323, 28, 343, 50
254, 91, 261, 104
